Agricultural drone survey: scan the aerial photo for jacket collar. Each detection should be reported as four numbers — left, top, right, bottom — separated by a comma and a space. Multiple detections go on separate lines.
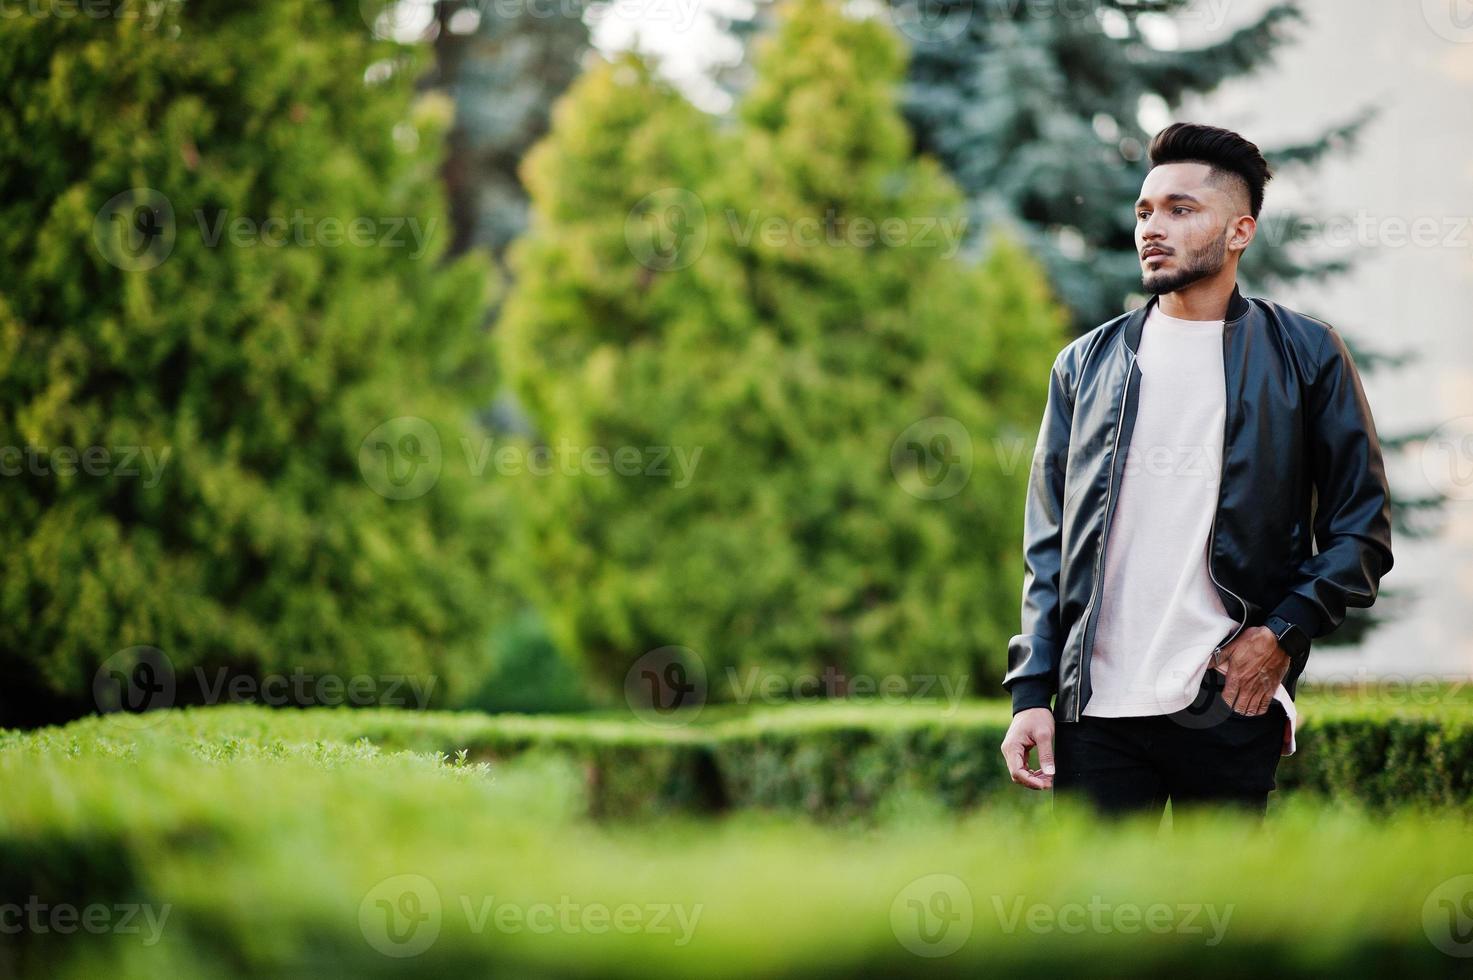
1123, 282, 1249, 354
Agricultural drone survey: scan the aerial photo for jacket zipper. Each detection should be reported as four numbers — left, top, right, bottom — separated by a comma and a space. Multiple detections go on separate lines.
1206, 356, 1249, 653
1074, 348, 1135, 722
1206, 507, 1249, 654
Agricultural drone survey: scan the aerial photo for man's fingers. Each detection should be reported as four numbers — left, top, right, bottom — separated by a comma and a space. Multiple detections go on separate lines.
1014, 767, 1051, 790
1001, 740, 1027, 778
1002, 739, 1050, 790
1226, 685, 1271, 716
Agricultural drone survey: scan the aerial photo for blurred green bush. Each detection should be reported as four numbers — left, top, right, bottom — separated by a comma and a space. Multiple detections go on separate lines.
496, 0, 1067, 705
0, 0, 514, 719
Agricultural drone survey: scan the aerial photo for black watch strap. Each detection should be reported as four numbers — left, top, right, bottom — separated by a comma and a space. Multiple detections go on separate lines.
1264, 614, 1309, 661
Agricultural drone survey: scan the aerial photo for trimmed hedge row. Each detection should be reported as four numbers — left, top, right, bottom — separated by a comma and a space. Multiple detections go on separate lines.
338, 702, 1473, 817
15, 699, 1470, 819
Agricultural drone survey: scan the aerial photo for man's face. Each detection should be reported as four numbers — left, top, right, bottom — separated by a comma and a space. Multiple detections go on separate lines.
1134, 162, 1247, 295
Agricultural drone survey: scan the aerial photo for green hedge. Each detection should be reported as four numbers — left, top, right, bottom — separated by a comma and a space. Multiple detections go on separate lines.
3, 706, 1473, 978
10, 698, 1469, 820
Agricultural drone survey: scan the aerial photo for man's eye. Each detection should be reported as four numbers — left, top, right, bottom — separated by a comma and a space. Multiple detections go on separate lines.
1174, 207, 1191, 215
1137, 211, 1149, 220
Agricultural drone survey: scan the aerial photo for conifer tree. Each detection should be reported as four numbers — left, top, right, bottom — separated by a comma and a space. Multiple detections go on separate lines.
0, 0, 506, 722
498, 0, 1067, 701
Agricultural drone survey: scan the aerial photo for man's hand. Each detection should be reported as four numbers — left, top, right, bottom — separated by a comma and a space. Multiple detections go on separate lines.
1001, 707, 1055, 790
1210, 626, 1291, 716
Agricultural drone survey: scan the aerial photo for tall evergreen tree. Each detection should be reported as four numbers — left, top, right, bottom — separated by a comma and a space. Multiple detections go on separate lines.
0, 0, 506, 723
497, 0, 1067, 702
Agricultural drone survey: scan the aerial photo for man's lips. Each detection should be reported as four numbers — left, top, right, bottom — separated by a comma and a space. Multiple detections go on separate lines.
1142, 248, 1169, 259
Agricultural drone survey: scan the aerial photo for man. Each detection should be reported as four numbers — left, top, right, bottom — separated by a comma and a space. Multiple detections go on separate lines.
998, 122, 1394, 818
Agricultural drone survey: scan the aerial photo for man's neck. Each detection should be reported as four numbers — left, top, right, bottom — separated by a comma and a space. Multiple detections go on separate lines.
1155, 275, 1236, 321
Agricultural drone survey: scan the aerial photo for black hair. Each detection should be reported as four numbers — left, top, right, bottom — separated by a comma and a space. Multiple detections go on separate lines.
1147, 123, 1273, 219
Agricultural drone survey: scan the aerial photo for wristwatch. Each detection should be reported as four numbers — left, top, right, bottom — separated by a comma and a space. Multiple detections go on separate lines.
1264, 614, 1309, 663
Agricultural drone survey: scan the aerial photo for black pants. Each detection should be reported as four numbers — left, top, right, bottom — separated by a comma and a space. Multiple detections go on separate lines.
1053, 668, 1286, 820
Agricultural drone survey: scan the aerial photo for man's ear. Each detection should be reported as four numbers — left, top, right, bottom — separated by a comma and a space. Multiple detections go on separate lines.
1228, 213, 1256, 253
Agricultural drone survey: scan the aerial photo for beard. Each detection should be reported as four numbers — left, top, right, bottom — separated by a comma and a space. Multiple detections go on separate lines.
1141, 231, 1228, 295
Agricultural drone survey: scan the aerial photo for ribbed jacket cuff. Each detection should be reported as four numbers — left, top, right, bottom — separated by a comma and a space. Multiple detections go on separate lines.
1008, 678, 1054, 715
1270, 592, 1323, 640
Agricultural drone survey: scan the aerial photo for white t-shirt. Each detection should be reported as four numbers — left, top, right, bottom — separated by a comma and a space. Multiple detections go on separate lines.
1081, 304, 1297, 754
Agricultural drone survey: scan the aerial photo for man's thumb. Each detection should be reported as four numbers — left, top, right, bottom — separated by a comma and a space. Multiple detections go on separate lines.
1037, 737, 1056, 776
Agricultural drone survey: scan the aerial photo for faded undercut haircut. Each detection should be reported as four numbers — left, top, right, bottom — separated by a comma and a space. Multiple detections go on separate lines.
1147, 122, 1273, 219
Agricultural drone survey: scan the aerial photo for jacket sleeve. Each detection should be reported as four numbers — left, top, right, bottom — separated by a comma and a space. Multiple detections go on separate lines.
1267, 327, 1395, 656
1002, 352, 1073, 714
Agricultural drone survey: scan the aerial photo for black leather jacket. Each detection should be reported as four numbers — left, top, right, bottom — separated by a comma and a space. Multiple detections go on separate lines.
1002, 284, 1395, 722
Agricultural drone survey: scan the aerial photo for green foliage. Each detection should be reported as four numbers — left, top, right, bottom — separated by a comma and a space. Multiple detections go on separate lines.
460, 607, 592, 715
2, 703, 1472, 977
497, 0, 1068, 703
0, 0, 508, 720
9, 693, 1466, 822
